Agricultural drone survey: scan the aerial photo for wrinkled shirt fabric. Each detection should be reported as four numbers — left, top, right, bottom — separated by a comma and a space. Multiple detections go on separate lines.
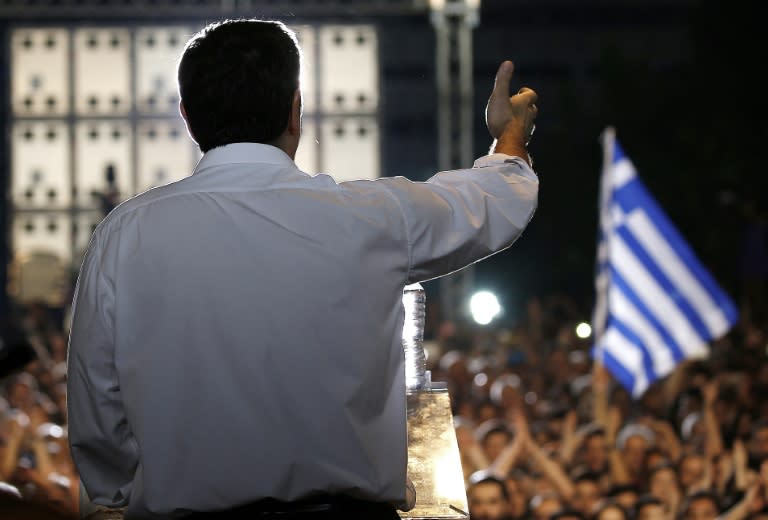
67, 143, 538, 518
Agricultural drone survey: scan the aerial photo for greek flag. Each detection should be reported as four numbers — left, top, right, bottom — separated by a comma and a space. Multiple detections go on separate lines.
591, 127, 738, 397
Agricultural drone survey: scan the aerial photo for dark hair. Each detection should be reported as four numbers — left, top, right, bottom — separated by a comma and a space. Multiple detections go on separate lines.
607, 483, 639, 497
475, 419, 512, 445
583, 425, 607, 441
634, 495, 663, 516
647, 461, 677, 480
572, 470, 602, 484
469, 476, 510, 502
549, 509, 586, 520
680, 490, 720, 512
595, 501, 630, 520
177, 19, 301, 152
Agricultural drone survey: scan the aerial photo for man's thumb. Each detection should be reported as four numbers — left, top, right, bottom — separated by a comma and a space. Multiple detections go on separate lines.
493, 60, 514, 97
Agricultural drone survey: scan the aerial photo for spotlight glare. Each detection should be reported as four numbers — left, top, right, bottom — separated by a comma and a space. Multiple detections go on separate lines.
469, 291, 501, 325
575, 322, 592, 339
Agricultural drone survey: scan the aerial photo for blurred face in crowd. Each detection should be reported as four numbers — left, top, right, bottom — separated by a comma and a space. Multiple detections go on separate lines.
505, 476, 528, 519
478, 402, 500, 423
751, 425, 768, 459
8, 379, 34, 410
49, 333, 68, 362
645, 450, 668, 472
648, 467, 681, 513
640, 387, 665, 418
530, 494, 562, 520
621, 434, 648, 475
530, 472, 557, 496
447, 356, 471, 387
572, 479, 602, 517
483, 430, 511, 463
469, 481, 509, 520
679, 455, 706, 491
596, 504, 627, 520
583, 433, 607, 471
637, 502, 666, 520
547, 350, 568, 381
612, 489, 638, 512
683, 497, 718, 520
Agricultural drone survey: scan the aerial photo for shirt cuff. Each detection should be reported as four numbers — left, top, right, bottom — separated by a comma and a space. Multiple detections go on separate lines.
472, 153, 537, 182
473, 153, 531, 169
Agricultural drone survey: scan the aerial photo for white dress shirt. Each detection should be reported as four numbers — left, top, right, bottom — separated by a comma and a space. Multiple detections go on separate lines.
66, 143, 538, 518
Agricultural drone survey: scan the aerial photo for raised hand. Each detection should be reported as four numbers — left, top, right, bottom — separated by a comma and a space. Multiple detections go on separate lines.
485, 61, 538, 143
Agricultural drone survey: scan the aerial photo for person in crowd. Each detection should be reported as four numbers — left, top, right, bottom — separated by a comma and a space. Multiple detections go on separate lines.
635, 495, 666, 520
678, 453, 708, 493
530, 492, 564, 520
468, 475, 513, 520
606, 484, 639, 513
569, 471, 603, 518
593, 500, 630, 520
504, 471, 529, 520
549, 509, 586, 520
647, 463, 682, 520
679, 490, 720, 520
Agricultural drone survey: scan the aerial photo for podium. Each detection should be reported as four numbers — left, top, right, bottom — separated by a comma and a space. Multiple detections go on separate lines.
400, 384, 469, 519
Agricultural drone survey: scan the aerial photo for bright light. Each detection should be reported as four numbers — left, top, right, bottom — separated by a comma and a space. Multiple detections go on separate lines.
469, 291, 501, 325
428, 0, 445, 10
575, 322, 592, 339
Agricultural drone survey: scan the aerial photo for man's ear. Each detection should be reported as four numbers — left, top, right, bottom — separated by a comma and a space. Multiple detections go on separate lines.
179, 100, 197, 143
287, 89, 302, 137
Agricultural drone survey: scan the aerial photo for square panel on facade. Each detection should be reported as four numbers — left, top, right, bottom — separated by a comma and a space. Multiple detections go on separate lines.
319, 25, 379, 114
11, 212, 72, 267
136, 120, 199, 194
11, 121, 71, 210
9, 213, 71, 306
74, 28, 131, 115
11, 28, 69, 116
135, 27, 193, 114
320, 117, 380, 181
74, 121, 133, 210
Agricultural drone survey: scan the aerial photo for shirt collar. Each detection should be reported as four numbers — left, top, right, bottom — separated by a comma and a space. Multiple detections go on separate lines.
193, 143, 297, 175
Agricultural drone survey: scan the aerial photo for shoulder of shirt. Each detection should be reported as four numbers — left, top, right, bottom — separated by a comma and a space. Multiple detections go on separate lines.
91, 179, 188, 238
90, 165, 374, 238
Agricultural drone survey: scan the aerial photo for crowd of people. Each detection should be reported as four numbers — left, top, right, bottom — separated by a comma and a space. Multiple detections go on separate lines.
425, 294, 768, 520
0, 302, 79, 518
0, 290, 766, 520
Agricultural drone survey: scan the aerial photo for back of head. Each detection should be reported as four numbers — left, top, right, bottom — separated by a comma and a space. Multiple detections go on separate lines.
177, 18, 301, 152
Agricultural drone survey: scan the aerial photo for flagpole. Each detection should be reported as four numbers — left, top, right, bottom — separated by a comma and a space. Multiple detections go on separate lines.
592, 126, 615, 369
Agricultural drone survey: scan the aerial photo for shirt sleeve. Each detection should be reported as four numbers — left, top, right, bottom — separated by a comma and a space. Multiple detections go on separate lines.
377, 154, 538, 283
67, 231, 138, 507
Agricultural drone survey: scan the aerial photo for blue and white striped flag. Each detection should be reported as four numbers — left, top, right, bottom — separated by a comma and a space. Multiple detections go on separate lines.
591, 127, 738, 397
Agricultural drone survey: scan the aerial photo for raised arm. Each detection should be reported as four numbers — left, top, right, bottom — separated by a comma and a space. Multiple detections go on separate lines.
376, 61, 539, 283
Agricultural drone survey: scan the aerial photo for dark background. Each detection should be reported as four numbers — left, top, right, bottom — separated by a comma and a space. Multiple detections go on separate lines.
1, 0, 765, 327
381, 0, 766, 324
